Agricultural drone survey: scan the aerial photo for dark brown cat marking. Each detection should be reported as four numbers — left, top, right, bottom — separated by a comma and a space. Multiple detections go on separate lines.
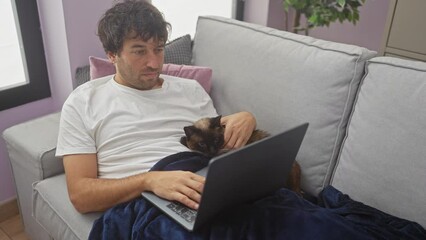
180, 115, 302, 195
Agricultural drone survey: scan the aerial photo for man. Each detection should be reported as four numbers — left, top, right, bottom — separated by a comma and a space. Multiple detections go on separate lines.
56, 0, 256, 214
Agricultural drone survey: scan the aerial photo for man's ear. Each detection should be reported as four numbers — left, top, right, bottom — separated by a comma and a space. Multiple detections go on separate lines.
184, 126, 196, 137
211, 115, 222, 128
107, 51, 116, 64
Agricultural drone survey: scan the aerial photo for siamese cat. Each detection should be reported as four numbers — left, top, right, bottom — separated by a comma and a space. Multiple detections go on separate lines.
180, 115, 302, 195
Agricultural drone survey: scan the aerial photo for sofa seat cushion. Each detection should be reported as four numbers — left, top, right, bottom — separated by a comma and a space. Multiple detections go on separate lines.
192, 16, 376, 196
331, 57, 426, 228
33, 174, 101, 240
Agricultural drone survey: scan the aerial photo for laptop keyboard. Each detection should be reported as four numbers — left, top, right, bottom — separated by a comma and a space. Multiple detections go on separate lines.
167, 202, 197, 223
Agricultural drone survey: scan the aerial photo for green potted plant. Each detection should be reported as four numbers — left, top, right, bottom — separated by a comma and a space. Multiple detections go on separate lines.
283, 0, 366, 35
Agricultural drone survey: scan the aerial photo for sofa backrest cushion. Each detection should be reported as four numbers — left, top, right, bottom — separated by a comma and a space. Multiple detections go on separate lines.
331, 57, 426, 228
192, 16, 376, 196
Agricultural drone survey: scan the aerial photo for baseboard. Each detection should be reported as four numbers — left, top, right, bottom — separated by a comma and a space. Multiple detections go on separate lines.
0, 197, 19, 222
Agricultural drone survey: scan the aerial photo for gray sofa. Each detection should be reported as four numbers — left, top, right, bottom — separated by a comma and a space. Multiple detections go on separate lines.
3, 16, 426, 240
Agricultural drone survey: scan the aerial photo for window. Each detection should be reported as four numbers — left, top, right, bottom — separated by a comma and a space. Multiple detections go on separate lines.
0, 0, 50, 111
151, 0, 243, 40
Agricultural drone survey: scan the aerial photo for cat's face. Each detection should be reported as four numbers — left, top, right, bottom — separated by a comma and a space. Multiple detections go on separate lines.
182, 116, 225, 157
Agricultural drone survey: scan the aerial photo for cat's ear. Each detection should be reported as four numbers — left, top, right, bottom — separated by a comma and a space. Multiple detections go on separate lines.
211, 115, 222, 127
180, 136, 188, 146
184, 126, 196, 137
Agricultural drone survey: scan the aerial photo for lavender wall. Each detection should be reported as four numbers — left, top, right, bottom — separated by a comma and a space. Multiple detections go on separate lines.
244, 0, 269, 26
308, 0, 390, 51
0, 0, 391, 204
248, 0, 391, 52
62, 0, 113, 89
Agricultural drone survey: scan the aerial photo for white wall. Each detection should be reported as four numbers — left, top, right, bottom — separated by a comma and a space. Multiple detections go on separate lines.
152, 0, 234, 40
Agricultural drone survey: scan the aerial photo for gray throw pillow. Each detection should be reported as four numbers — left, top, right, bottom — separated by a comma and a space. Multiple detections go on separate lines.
164, 34, 192, 65
75, 65, 90, 87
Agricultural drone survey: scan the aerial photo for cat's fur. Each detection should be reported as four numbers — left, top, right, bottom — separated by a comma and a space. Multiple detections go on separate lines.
180, 115, 302, 195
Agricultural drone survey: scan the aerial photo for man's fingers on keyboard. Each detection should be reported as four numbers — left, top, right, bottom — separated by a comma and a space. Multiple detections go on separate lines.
174, 192, 199, 210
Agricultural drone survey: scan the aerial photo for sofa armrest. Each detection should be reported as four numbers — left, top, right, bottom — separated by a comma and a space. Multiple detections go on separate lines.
2, 112, 62, 239
3, 112, 63, 180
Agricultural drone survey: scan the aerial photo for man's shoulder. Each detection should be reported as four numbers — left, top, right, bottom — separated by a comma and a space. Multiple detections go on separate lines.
75, 75, 112, 92
64, 75, 113, 107
70, 76, 112, 97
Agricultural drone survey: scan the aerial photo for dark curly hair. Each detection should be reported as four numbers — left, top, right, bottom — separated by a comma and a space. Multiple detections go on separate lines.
97, 0, 171, 55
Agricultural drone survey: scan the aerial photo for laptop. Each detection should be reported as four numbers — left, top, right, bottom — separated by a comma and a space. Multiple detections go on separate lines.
142, 123, 308, 231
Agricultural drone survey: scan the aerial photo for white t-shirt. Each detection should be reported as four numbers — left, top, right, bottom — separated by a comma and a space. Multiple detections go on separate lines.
56, 75, 217, 178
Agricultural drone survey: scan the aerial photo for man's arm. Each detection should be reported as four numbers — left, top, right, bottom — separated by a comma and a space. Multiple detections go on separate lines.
63, 154, 205, 213
221, 111, 257, 149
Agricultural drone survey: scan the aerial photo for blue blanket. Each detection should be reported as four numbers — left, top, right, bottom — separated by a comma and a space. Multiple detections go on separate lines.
90, 152, 426, 240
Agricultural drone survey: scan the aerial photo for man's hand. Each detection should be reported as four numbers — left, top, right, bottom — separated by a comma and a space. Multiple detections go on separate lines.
221, 111, 256, 149
145, 171, 205, 210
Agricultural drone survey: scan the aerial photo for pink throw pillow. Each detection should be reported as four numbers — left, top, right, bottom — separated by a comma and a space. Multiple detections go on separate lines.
88, 56, 212, 93
89, 56, 115, 80
161, 64, 212, 93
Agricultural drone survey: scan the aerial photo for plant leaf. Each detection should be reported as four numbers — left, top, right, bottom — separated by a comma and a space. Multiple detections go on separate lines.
284, 0, 365, 35
337, 0, 346, 8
